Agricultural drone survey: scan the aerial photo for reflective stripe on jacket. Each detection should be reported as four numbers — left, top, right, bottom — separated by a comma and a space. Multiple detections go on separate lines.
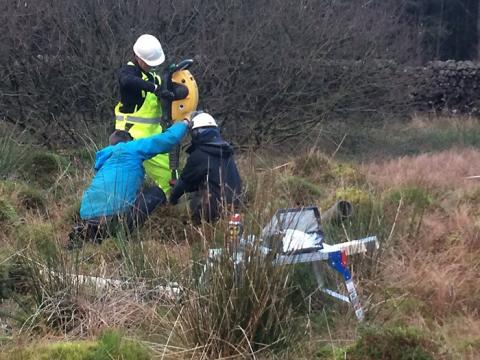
115, 61, 163, 128
114, 62, 172, 192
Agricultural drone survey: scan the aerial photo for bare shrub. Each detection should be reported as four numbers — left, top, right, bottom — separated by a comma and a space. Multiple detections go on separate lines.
0, 0, 419, 147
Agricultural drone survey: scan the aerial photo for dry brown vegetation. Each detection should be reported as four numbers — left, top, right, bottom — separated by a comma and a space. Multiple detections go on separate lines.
364, 146, 480, 358
365, 148, 480, 190
1, 116, 480, 358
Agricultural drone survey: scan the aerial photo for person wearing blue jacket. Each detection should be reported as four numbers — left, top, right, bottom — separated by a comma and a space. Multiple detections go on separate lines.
69, 120, 189, 247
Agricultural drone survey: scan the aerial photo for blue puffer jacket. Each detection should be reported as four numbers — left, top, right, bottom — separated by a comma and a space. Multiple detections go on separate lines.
80, 122, 187, 219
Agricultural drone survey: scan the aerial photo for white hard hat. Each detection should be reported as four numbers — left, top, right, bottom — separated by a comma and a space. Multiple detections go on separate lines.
133, 34, 165, 67
191, 112, 218, 129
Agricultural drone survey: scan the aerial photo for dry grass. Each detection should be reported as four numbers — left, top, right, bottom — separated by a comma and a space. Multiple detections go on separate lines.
408, 114, 480, 131
363, 148, 480, 354
364, 148, 480, 190
1, 153, 308, 359
4, 127, 480, 358
435, 315, 480, 358
21, 289, 163, 338
64, 289, 169, 337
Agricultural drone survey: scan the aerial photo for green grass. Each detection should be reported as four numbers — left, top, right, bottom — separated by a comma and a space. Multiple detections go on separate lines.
329, 117, 480, 160
16, 187, 47, 212
345, 325, 438, 360
1, 115, 480, 358
1, 330, 151, 360
0, 198, 18, 224
20, 152, 64, 188
0, 128, 29, 180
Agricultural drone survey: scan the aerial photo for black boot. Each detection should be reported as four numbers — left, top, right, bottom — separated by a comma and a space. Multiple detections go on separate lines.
67, 219, 104, 250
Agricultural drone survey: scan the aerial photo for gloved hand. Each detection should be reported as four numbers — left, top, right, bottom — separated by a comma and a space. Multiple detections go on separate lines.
154, 85, 175, 101
182, 112, 194, 129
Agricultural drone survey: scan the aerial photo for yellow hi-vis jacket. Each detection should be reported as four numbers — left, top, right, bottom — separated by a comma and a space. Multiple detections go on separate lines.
114, 62, 171, 193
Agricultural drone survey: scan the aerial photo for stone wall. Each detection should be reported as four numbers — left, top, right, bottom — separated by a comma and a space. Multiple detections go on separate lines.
411, 60, 480, 115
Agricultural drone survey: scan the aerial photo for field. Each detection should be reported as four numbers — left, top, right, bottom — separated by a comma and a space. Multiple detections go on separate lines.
0, 115, 479, 359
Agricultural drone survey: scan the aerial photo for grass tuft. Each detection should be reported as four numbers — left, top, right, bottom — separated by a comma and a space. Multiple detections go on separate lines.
92, 329, 151, 360
291, 150, 332, 181
170, 215, 304, 358
16, 223, 57, 265
0, 127, 29, 180
346, 325, 438, 360
280, 175, 325, 205
2, 121, 480, 358
20, 152, 64, 188
0, 197, 18, 224
16, 187, 47, 212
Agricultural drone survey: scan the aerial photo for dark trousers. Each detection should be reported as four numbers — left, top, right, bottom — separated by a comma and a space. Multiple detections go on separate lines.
126, 185, 167, 231
188, 190, 240, 225
69, 185, 166, 247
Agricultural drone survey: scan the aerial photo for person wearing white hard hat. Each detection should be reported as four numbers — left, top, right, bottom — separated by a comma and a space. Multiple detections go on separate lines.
169, 111, 242, 224
114, 34, 177, 196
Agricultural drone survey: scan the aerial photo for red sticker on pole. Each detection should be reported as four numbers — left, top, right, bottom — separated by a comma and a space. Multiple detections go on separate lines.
341, 250, 348, 267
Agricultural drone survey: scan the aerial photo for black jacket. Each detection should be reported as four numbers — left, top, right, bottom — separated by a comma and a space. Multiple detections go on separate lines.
118, 61, 159, 114
170, 130, 242, 219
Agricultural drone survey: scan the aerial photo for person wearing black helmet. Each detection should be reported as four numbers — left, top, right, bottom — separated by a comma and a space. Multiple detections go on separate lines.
169, 112, 242, 223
